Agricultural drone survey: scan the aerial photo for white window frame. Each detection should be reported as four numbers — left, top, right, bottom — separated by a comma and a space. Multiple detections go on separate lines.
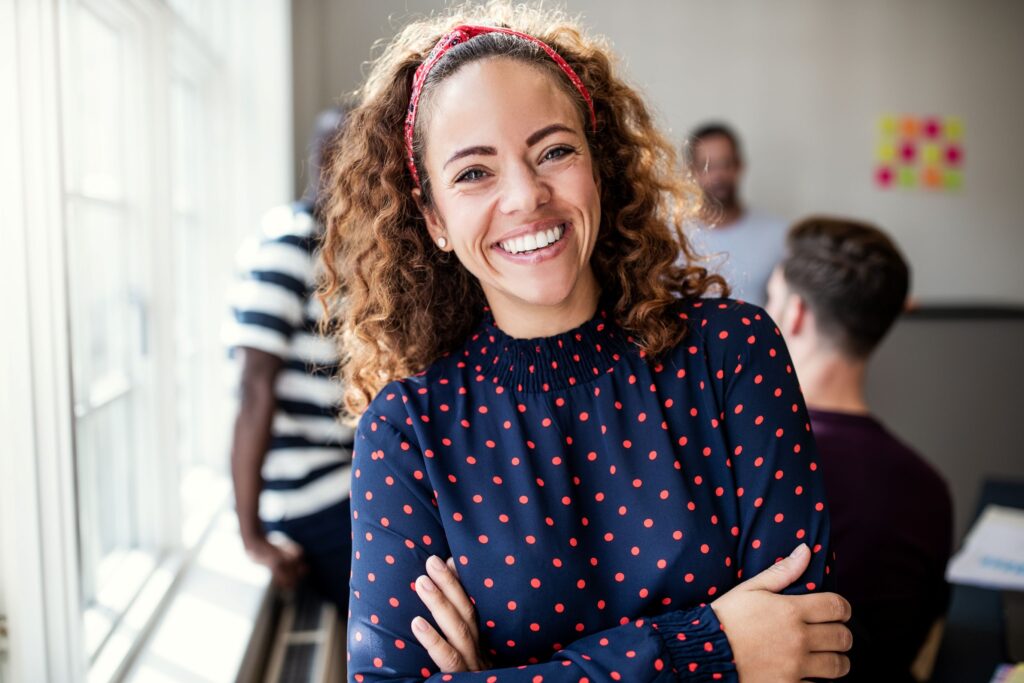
0, 0, 86, 679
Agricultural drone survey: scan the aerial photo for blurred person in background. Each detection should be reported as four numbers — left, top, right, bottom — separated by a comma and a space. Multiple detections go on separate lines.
685, 122, 787, 306
766, 216, 954, 681
225, 106, 352, 609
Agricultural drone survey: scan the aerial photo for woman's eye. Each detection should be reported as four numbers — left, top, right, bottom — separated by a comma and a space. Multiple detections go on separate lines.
543, 146, 575, 162
455, 168, 488, 183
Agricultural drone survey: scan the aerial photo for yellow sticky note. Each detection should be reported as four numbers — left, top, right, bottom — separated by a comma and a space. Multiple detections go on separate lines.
876, 142, 896, 162
878, 115, 897, 137
945, 116, 964, 140
922, 144, 941, 164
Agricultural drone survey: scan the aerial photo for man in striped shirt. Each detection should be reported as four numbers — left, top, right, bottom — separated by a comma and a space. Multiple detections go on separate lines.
226, 200, 353, 609
226, 105, 352, 609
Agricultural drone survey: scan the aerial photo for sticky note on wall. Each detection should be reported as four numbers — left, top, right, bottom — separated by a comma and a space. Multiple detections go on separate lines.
875, 114, 964, 191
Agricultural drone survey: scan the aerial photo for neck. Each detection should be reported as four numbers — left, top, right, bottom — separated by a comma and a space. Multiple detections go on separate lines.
795, 348, 871, 415
488, 269, 601, 339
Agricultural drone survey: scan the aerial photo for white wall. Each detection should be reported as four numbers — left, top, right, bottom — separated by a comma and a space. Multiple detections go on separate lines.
292, 0, 1024, 304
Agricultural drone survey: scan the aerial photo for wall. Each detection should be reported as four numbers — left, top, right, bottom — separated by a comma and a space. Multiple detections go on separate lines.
292, 0, 1024, 304
867, 314, 1024, 541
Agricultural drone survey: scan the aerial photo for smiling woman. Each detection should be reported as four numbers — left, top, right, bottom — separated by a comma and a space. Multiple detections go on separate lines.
318, 3, 853, 683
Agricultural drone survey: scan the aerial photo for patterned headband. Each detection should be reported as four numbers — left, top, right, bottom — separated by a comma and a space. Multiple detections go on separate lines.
404, 24, 598, 190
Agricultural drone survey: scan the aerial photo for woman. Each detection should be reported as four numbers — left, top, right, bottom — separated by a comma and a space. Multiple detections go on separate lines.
320, 4, 852, 681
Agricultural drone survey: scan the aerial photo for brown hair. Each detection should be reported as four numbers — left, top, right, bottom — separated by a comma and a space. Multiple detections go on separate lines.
319, 2, 726, 419
781, 216, 910, 358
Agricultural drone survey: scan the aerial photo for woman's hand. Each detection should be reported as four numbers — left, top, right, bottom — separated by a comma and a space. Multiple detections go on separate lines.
411, 555, 491, 673
711, 543, 853, 682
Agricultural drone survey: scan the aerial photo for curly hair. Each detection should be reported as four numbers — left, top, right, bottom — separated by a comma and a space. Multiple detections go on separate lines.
319, 1, 727, 419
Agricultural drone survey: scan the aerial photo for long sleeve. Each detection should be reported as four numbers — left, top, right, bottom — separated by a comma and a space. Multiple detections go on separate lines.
698, 302, 831, 592
347, 411, 736, 683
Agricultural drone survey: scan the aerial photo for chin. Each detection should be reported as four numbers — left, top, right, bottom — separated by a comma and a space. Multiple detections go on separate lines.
498, 276, 579, 311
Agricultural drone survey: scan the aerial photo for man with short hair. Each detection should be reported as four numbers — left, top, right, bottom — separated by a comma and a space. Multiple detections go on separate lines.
685, 123, 787, 306
766, 216, 953, 681
225, 106, 352, 610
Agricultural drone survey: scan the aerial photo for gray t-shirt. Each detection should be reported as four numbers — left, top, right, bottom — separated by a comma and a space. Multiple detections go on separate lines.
685, 210, 788, 307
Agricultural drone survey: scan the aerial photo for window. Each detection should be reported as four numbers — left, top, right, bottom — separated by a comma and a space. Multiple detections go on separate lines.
0, 0, 294, 680
63, 4, 161, 660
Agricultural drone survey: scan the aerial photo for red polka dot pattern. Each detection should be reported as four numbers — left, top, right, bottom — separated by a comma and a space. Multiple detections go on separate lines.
347, 299, 830, 681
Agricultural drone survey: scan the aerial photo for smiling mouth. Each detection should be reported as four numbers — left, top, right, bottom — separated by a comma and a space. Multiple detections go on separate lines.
497, 223, 568, 255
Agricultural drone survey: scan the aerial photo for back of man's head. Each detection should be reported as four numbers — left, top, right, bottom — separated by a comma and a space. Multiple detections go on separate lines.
780, 216, 910, 359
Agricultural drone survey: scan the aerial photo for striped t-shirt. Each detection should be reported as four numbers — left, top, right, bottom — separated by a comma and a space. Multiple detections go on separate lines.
226, 202, 353, 523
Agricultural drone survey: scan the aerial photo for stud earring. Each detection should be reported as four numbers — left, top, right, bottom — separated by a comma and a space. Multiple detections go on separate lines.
437, 236, 448, 249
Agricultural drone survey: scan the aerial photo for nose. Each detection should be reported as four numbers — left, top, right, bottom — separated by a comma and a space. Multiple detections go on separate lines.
497, 161, 550, 215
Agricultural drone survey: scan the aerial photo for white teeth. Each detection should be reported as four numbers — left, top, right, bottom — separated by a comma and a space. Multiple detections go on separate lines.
500, 224, 567, 254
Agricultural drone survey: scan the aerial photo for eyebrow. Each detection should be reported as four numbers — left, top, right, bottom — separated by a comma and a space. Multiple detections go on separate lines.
442, 123, 579, 169
526, 123, 576, 147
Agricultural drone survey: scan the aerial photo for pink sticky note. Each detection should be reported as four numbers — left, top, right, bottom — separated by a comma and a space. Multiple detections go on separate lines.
899, 141, 916, 163
875, 166, 894, 188
923, 117, 942, 139
945, 144, 963, 165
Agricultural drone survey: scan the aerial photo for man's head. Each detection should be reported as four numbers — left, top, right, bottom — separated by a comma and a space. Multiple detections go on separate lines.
686, 123, 743, 210
766, 216, 910, 363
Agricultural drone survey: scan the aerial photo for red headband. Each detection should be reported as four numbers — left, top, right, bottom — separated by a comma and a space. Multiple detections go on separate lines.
404, 24, 598, 190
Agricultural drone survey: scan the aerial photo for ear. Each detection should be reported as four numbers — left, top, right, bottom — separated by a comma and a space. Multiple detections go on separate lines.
412, 187, 448, 247
788, 293, 808, 337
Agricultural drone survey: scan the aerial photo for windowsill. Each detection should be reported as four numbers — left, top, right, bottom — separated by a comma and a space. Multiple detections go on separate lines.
111, 508, 273, 683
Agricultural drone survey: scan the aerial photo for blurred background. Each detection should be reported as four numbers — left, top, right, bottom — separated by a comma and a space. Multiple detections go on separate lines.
1, 1, 1021, 682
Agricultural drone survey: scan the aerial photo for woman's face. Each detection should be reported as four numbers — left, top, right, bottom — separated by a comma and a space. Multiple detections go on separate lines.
417, 57, 602, 335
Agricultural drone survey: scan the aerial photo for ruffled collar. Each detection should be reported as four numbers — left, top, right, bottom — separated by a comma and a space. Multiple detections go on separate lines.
460, 307, 634, 392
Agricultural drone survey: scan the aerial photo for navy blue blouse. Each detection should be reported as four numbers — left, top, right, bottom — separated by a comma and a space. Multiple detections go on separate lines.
347, 299, 831, 682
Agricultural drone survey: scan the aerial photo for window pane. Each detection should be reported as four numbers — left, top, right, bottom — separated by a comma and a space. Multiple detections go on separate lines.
64, 6, 156, 661
66, 200, 134, 401
170, 69, 229, 549
73, 9, 123, 200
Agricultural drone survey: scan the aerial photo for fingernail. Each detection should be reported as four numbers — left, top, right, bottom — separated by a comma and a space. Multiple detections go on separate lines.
417, 575, 437, 592
789, 543, 809, 559
427, 555, 445, 572
413, 616, 429, 632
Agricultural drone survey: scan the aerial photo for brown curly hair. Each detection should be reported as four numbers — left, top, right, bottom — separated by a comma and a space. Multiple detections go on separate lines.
319, 2, 727, 419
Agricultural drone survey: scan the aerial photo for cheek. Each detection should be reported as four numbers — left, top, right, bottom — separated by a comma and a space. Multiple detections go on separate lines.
434, 197, 496, 259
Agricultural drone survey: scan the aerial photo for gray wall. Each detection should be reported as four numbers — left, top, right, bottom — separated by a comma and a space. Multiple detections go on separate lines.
293, 0, 1024, 304
867, 315, 1024, 541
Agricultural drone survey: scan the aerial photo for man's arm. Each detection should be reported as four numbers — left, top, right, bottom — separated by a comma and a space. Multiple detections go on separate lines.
229, 347, 305, 588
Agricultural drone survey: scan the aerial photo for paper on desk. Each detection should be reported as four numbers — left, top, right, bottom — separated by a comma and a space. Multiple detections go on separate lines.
947, 504, 1024, 591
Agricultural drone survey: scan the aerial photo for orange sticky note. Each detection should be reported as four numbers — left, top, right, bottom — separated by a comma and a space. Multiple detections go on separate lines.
922, 166, 943, 188
899, 116, 920, 139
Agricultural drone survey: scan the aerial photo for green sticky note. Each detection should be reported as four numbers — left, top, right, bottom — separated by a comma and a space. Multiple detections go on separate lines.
944, 169, 963, 189
876, 142, 896, 162
898, 167, 917, 188
945, 117, 964, 140
922, 144, 941, 164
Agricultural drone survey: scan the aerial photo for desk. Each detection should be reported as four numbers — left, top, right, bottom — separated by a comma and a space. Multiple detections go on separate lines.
931, 479, 1024, 683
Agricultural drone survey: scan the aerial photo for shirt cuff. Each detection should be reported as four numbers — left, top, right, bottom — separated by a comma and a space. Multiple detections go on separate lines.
652, 605, 736, 681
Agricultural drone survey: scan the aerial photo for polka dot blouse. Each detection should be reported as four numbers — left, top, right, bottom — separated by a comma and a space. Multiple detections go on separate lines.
347, 299, 831, 682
